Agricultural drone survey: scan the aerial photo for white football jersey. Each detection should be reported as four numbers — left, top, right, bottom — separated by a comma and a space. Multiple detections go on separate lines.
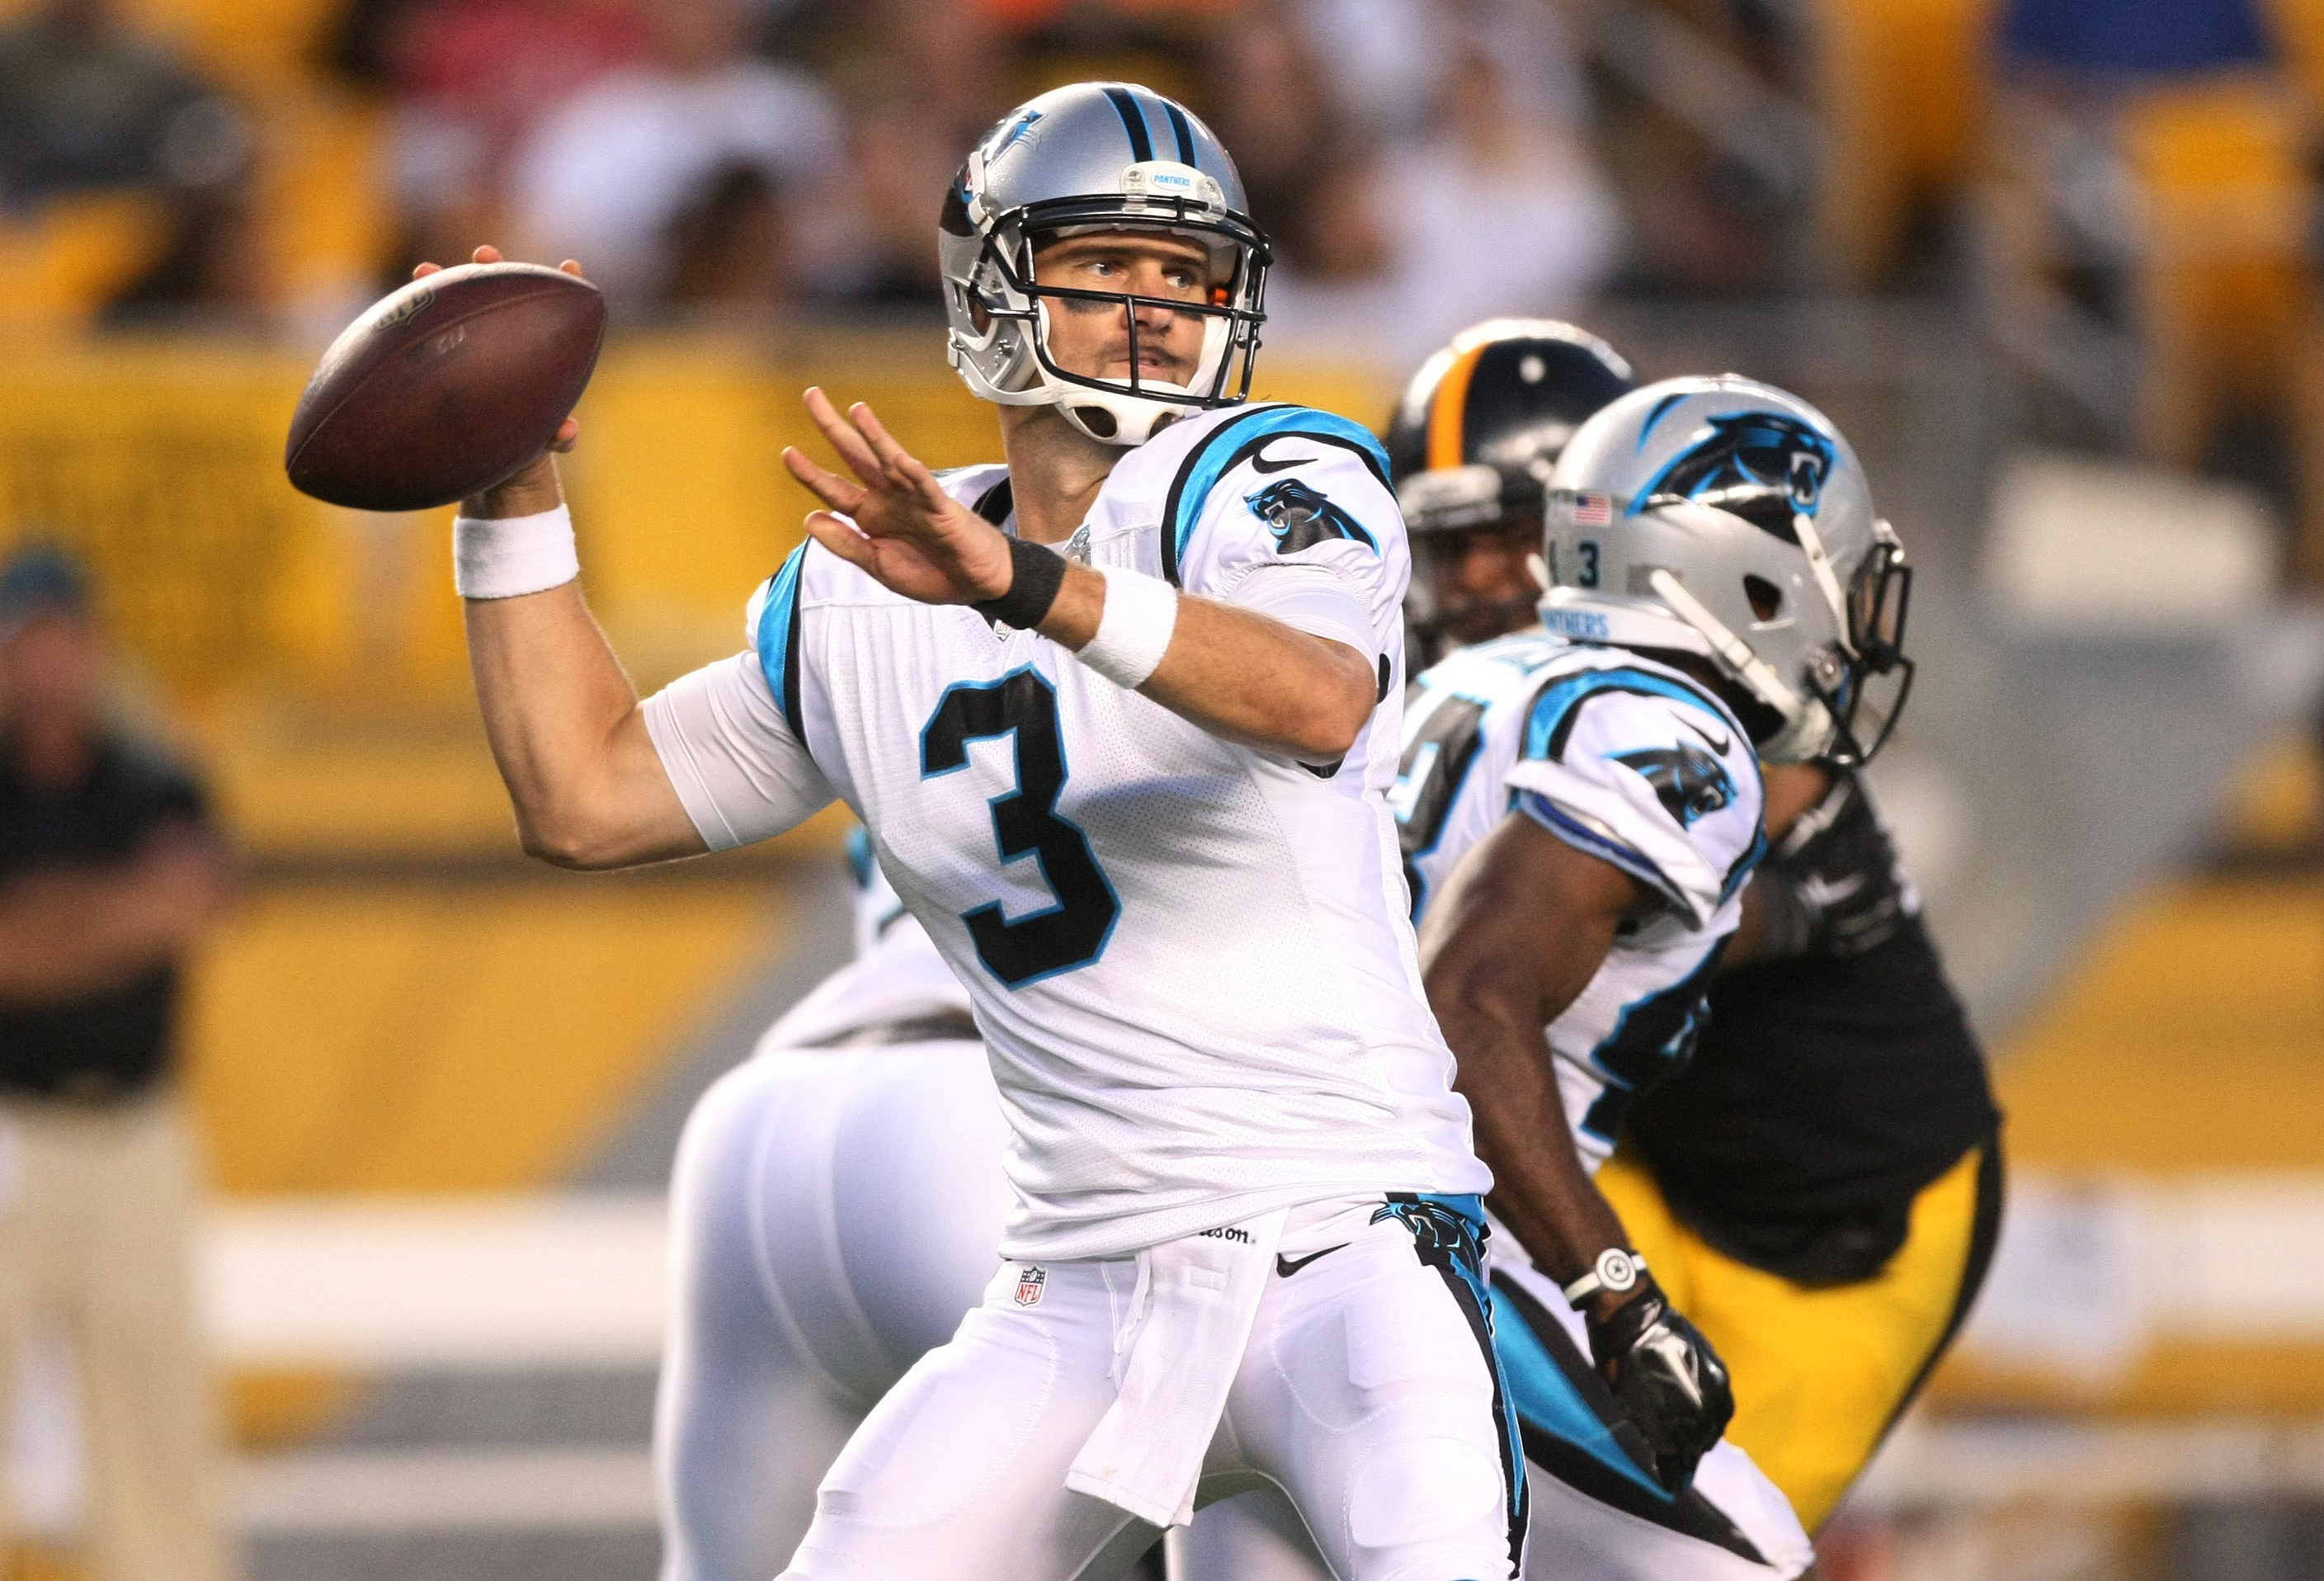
643, 403, 1490, 1259
1394, 632, 1766, 1170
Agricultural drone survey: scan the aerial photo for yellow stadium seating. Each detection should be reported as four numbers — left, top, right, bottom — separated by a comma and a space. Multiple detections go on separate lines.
1813, 0, 2002, 284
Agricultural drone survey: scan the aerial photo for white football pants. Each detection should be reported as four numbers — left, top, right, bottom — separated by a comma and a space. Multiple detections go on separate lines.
656, 1035, 1524, 1581
657, 1034, 1800, 1581
781, 1192, 1525, 1581
654, 1037, 1015, 1581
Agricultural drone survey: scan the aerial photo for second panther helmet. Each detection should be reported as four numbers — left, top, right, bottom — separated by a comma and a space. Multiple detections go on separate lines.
1540, 376, 1914, 765
939, 82, 1270, 447
1384, 320, 1635, 662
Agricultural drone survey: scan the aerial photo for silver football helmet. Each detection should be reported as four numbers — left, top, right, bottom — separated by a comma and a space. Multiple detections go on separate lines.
939, 82, 1270, 447
1539, 376, 1914, 765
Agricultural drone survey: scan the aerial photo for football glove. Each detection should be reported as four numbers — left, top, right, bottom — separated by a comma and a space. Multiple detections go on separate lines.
1586, 1277, 1735, 1493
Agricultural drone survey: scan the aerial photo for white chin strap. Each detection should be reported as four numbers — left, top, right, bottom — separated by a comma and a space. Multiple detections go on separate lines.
1056, 385, 1200, 446
1647, 569, 1833, 764
1789, 509, 1855, 655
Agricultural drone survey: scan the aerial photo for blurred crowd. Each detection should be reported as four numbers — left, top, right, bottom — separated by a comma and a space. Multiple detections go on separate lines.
0, 0, 1630, 354
5, 0, 2324, 552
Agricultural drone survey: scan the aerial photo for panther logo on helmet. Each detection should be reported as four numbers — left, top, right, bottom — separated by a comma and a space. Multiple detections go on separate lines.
1542, 376, 1915, 767
1639, 412, 1837, 532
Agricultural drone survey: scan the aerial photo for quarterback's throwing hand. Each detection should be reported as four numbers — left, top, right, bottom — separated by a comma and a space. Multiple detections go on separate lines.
1587, 1278, 1735, 1493
785, 390, 1014, 607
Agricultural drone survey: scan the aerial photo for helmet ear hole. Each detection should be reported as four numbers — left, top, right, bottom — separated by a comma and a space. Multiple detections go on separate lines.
1743, 575, 1783, 621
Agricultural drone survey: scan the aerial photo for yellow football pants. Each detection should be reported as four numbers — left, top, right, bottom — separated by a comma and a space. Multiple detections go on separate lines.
1596, 1140, 1999, 1531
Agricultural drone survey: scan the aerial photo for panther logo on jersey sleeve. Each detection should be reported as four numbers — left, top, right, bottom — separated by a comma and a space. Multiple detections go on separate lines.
1610, 743, 1733, 828
1393, 635, 1767, 1168
1247, 477, 1378, 555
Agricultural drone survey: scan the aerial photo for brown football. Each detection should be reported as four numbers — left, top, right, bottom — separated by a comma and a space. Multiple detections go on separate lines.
285, 262, 607, 512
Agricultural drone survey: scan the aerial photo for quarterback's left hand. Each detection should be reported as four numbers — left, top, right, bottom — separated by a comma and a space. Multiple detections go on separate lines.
783, 389, 1014, 606
1587, 1278, 1735, 1493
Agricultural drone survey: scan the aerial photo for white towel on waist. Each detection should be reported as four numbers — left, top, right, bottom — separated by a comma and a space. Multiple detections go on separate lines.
1064, 1207, 1289, 1528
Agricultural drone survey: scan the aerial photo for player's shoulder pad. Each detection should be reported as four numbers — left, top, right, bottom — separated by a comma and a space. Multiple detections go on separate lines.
933, 461, 1012, 518
1141, 402, 1395, 585
1506, 652, 1766, 923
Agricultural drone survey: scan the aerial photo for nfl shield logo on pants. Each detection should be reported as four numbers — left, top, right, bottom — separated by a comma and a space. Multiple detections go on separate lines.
1013, 1266, 1047, 1307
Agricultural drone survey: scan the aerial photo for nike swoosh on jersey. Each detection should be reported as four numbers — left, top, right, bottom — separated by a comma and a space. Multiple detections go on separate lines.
1678, 715, 1732, 757
1249, 442, 1310, 474
1275, 1244, 1349, 1277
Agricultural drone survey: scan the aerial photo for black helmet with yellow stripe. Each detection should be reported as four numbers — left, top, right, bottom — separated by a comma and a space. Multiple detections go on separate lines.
1384, 319, 1635, 663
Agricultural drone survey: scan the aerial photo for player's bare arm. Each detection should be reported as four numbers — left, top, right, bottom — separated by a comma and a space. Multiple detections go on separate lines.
433, 247, 707, 870
1417, 811, 1653, 1314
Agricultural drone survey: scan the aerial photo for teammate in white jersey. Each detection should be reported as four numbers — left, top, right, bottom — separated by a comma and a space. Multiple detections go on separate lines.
655, 836, 1005, 1581
1181, 348, 1905, 1581
1381, 332, 1986, 1549
436, 81, 1526, 1581
1421, 373, 1913, 1581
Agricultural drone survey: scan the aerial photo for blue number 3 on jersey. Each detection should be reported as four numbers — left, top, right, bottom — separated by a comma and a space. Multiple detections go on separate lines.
921, 666, 1122, 988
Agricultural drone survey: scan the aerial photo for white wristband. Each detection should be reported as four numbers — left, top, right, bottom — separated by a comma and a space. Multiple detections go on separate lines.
453, 505, 580, 600
1076, 565, 1178, 690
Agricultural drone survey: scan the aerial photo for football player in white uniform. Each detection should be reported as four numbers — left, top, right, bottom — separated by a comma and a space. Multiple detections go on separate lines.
438, 81, 1536, 1581
1383, 328, 1996, 1539
1402, 371, 1883, 1581
654, 835, 1006, 1581
1180, 352, 1915, 1581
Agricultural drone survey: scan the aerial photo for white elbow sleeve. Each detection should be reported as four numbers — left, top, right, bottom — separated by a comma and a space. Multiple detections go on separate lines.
1074, 566, 1178, 690
453, 506, 581, 600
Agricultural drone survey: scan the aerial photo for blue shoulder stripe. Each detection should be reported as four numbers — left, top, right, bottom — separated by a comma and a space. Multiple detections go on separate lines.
1521, 668, 1730, 762
754, 544, 809, 736
1160, 405, 1394, 584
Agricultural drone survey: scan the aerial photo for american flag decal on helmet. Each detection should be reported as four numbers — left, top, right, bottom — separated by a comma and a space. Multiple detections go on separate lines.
1572, 492, 1612, 526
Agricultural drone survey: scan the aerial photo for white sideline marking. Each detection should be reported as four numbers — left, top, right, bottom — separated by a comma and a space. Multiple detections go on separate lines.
202, 1195, 667, 1369
187, 1177, 2324, 1380
1852, 1418, 2324, 1511
1982, 453, 2276, 630
224, 1421, 2324, 1533
236, 1447, 654, 1533
1955, 1175, 2324, 1383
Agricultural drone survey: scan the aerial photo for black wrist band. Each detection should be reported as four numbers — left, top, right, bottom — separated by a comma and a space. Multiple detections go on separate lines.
972, 537, 1068, 629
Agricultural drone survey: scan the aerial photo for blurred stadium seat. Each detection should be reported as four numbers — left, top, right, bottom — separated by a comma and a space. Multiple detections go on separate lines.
1812, 0, 1999, 284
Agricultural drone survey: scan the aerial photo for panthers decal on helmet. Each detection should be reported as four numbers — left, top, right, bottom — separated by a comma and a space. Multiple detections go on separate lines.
1247, 478, 1376, 555
1612, 743, 1734, 827
990, 107, 1044, 158
1635, 411, 1837, 531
